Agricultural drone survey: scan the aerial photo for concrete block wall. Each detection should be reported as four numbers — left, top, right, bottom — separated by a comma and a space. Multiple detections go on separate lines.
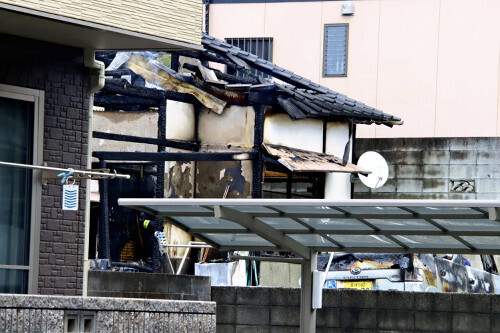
213, 287, 500, 332
87, 271, 212, 301
0, 294, 216, 332
0, 34, 89, 295
354, 137, 500, 200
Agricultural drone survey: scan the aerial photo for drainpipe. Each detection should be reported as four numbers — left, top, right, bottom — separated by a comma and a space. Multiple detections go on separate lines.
82, 49, 105, 296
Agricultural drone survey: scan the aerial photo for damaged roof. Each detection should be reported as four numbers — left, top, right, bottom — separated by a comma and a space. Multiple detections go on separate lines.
262, 143, 371, 174
97, 34, 402, 127
201, 34, 402, 126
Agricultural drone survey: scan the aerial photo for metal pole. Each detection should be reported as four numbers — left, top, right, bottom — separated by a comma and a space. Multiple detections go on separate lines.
0, 161, 130, 179
300, 251, 317, 333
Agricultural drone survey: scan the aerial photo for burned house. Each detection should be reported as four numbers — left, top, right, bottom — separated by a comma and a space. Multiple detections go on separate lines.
90, 34, 402, 274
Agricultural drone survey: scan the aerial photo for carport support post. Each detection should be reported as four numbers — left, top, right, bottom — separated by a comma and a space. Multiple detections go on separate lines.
301, 251, 317, 333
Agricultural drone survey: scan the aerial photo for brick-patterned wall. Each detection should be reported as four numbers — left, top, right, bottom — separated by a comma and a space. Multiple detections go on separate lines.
354, 137, 500, 200
0, 33, 89, 295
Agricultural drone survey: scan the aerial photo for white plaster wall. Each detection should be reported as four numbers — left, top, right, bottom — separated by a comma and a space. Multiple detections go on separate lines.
324, 122, 351, 199
263, 114, 323, 153
198, 105, 255, 149
166, 100, 195, 141
92, 111, 158, 156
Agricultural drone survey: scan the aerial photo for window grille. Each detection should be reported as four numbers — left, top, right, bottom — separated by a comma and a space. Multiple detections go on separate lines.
225, 37, 273, 78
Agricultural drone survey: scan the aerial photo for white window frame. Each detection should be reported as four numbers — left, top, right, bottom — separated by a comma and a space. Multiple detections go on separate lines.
0, 83, 44, 294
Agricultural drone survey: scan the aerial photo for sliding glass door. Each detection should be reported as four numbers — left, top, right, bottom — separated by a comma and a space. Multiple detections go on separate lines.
0, 85, 43, 293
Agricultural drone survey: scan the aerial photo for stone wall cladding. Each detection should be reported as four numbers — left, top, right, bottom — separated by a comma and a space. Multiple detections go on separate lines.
0, 33, 89, 295
354, 137, 500, 200
0, 294, 216, 332
213, 287, 500, 332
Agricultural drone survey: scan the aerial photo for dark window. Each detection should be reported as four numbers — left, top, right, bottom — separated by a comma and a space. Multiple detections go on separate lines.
323, 24, 348, 77
262, 170, 325, 199
225, 37, 273, 78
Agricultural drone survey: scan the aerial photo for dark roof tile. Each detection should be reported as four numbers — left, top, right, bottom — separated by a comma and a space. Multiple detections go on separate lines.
201, 33, 402, 126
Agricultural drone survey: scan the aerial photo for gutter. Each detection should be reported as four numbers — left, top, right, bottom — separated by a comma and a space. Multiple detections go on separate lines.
82, 49, 105, 296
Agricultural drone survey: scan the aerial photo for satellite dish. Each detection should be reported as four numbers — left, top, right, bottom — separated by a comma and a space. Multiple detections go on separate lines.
357, 151, 389, 189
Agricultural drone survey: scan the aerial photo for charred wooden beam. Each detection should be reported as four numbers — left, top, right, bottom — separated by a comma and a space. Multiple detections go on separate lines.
212, 68, 259, 84
176, 50, 241, 73
93, 151, 257, 162
95, 94, 158, 107
102, 79, 199, 104
105, 69, 134, 77
93, 131, 199, 151
98, 105, 155, 112
102, 79, 166, 100
183, 63, 258, 85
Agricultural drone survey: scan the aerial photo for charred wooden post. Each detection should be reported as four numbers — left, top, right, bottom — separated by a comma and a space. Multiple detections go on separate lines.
153, 98, 167, 272
252, 105, 265, 198
98, 159, 111, 260
171, 53, 180, 72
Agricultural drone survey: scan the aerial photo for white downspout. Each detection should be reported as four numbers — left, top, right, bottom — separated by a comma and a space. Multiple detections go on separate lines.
83, 49, 105, 296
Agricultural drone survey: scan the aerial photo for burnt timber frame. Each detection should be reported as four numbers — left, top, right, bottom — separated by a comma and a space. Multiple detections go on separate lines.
92, 53, 268, 269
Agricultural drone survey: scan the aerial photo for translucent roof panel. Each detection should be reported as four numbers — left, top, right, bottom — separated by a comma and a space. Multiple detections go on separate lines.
224, 205, 278, 216
271, 206, 345, 217
299, 218, 372, 232
288, 234, 339, 248
393, 235, 469, 250
336, 206, 412, 216
256, 217, 309, 232
169, 216, 246, 232
461, 236, 500, 250
366, 219, 440, 233
403, 207, 486, 218
327, 235, 401, 249
203, 233, 274, 247
433, 219, 500, 234
118, 198, 500, 255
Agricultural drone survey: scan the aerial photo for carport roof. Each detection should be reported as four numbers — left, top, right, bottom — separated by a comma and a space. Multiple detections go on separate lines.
118, 198, 500, 259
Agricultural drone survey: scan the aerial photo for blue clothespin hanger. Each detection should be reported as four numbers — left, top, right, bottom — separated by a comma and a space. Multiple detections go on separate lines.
58, 168, 74, 184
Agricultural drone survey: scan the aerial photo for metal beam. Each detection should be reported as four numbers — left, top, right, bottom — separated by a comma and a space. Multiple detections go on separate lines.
229, 253, 304, 263
300, 251, 317, 333
214, 206, 311, 259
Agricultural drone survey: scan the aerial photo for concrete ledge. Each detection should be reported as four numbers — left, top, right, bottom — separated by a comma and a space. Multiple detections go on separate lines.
88, 270, 211, 301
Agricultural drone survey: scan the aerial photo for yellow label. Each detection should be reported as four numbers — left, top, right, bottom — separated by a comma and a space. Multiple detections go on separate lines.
343, 280, 372, 290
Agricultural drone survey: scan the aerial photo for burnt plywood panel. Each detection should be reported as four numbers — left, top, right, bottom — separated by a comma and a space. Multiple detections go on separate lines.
263, 143, 370, 174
